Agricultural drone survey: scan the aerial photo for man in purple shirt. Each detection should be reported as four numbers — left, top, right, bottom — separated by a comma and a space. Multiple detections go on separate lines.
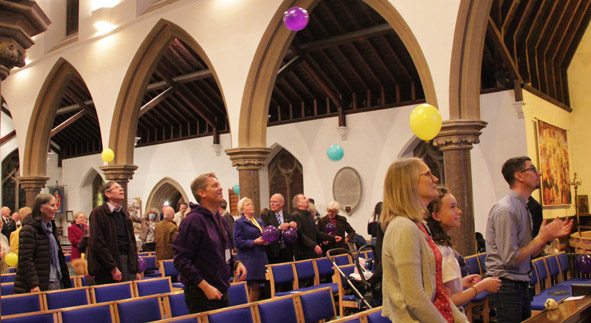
173, 173, 246, 313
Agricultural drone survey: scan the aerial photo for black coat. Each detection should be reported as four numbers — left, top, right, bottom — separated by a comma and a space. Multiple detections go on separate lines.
1, 216, 17, 240
14, 214, 71, 293
317, 214, 356, 250
291, 209, 334, 260
261, 210, 295, 260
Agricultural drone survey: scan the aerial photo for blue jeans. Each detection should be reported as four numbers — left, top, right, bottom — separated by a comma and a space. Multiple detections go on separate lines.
490, 277, 532, 323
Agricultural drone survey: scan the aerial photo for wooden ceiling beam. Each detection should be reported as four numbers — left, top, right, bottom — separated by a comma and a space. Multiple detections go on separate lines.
146, 69, 213, 91
487, 17, 522, 83
299, 23, 392, 52
50, 109, 87, 137
316, 50, 354, 92
139, 86, 176, 118
501, 0, 522, 35
277, 55, 303, 79
301, 60, 344, 112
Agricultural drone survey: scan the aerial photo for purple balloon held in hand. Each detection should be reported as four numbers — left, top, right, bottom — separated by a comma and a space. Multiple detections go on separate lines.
262, 225, 280, 243
283, 7, 309, 31
138, 256, 147, 273
576, 254, 591, 274
283, 227, 298, 244
325, 222, 336, 235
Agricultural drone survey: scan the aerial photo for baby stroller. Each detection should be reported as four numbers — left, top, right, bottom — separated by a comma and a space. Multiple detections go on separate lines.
326, 244, 381, 312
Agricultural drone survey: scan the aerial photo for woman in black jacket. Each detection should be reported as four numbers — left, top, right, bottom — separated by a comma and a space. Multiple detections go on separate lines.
14, 193, 70, 293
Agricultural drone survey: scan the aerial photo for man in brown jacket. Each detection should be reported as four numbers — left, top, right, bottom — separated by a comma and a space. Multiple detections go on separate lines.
155, 206, 179, 263
87, 181, 141, 284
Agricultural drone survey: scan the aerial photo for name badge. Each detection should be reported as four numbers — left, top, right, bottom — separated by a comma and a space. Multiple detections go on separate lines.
225, 248, 231, 264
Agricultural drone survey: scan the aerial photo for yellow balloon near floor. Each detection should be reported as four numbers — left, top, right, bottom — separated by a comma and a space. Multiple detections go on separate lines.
5, 252, 18, 267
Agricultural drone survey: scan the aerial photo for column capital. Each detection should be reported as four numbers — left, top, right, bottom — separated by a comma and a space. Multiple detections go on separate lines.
0, 1, 50, 80
432, 119, 488, 151
17, 175, 49, 190
100, 164, 138, 183
225, 147, 272, 170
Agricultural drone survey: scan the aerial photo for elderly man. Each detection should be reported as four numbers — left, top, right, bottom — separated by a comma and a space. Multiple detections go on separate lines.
155, 206, 179, 263
291, 194, 341, 260
173, 173, 246, 313
174, 202, 188, 227
1, 207, 16, 240
261, 193, 297, 264
68, 212, 88, 261
87, 181, 141, 284
485, 156, 572, 322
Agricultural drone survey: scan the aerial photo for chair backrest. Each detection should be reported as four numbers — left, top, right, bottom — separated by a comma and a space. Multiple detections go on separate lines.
160, 260, 180, 277
266, 262, 295, 296
257, 295, 298, 323
2, 311, 58, 323
532, 257, 549, 290
297, 287, 336, 322
116, 295, 163, 323
546, 255, 561, 279
465, 255, 481, 275
367, 309, 391, 323
80, 276, 88, 286
60, 303, 115, 323
205, 304, 255, 323
64, 254, 71, 263
135, 277, 172, 297
333, 254, 351, 266
168, 291, 190, 317
557, 252, 570, 273
228, 281, 249, 306
144, 255, 157, 271
92, 281, 134, 303
1, 273, 16, 283
477, 253, 487, 273
1, 282, 15, 295
315, 257, 335, 278
44, 287, 90, 310
294, 259, 317, 286
1, 293, 43, 316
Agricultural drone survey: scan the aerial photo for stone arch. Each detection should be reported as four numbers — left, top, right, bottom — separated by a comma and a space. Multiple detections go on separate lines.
144, 177, 190, 213
23, 58, 84, 177
79, 167, 104, 188
239, 0, 438, 148
109, 19, 227, 166
449, 0, 494, 119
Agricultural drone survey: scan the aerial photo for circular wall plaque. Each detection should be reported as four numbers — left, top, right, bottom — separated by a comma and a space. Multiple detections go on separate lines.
332, 166, 362, 215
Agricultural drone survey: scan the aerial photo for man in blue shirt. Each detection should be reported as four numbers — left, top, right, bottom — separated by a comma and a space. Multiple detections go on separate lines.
173, 173, 247, 313
485, 156, 572, 322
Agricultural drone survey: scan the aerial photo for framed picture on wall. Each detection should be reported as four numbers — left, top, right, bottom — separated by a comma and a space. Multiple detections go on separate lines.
537, 120, 571, 206
48, 186, 66, 214
578, 195, 589, 214
66, 210, 74, 222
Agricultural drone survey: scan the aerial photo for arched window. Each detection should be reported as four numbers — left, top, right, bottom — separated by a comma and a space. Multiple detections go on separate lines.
414, 141, 444, 184
92, 173, 104, 208
268, 149, 303, 214
2, 150, 25, 211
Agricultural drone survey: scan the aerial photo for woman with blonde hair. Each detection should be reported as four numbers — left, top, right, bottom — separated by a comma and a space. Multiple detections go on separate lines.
233, 197, 269, 301
380, 157, 467, 322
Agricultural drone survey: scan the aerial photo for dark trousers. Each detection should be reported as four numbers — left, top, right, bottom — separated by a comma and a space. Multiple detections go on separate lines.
184, 283, 229, 314
94, 254, 133, 285
490, 277, 532, 323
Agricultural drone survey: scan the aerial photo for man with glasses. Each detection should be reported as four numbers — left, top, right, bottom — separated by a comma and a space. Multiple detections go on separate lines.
485, 156, 572, 322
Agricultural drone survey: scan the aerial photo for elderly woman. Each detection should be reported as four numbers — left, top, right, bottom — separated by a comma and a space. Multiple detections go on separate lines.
426, 186, 501, 309
233, 197, 269, 302
14, 193, 70, 292
132, 207, 159, 251
68, 212, 88, 261
380, 158, 466, 322
317, 201, 356, 254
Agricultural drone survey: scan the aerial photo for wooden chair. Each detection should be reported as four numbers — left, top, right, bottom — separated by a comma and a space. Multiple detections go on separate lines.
1, 309, 60, 323
91, 281, 134, 303
295, 286, 337, 323
60, 302, 116, 323
332, 263, 359, 317
43, 286, 91, 310
115, 294, 166, 323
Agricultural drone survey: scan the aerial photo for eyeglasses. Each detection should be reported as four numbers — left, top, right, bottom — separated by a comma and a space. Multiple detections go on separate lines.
519, 165, 537, 173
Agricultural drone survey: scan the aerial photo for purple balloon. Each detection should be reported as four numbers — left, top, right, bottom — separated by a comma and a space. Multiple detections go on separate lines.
283, 7, 309, 31
262, 225, 280, 243
325, 222, 336, 235
138, 256, 147, 273
576, 254, 591, 274
283, 227, 298, 244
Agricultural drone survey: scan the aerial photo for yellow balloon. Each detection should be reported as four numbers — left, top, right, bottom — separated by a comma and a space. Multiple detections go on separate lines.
409, 103, 442, 141
81, 253, 85, 259
101, 148, 115, 163
5, 252, 18, 267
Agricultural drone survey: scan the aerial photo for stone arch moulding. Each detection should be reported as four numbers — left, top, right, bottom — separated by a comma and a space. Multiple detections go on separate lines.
239, 0, 438, 148
449, 0, 493, 120
144, 177, 190, 213
109, 19, 228, 166
23, 58, 81, 178
80, 167, 104, 188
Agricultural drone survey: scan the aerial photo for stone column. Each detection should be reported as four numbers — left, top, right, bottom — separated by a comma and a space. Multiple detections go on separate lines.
226, 147, 272, 217
432, 120, 487, 256
18, 176, 49, 207
100, 165, 138, 209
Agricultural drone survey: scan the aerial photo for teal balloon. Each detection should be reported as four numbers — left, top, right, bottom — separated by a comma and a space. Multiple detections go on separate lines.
233, 184, 240, 195
327, 145, 344, 161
